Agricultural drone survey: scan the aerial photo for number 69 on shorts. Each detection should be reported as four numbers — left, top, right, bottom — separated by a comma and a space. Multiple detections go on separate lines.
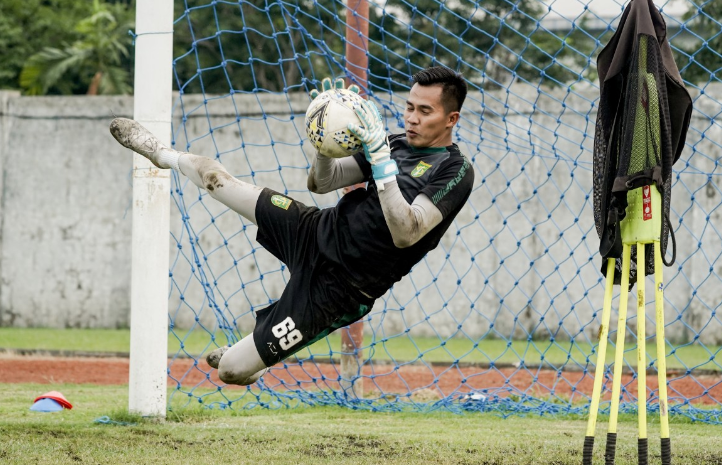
272, 317, 303, 351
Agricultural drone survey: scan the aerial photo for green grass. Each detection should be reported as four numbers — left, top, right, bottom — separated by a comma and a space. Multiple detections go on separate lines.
0, 328, 132, 353
1, 383, 720, 465
1, 327, 720, 372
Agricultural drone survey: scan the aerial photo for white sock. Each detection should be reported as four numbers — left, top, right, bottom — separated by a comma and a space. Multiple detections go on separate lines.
157, 149, 180, 171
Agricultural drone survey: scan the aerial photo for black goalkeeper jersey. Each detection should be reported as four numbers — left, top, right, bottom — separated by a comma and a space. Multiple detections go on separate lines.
316, 134, 475, 298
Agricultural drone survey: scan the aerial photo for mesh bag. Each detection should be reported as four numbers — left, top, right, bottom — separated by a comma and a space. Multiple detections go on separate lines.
593, 0, 691, 284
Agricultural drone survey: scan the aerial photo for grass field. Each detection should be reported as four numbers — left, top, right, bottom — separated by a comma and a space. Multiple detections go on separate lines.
1, 383, 721, 465
2, 328, 720, 372
1, 328, 722, 463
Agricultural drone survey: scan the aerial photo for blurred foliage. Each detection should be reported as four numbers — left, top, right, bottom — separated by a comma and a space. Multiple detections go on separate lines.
172, 0, 346, 94
0, 0, 88, 91
0, 0, 714, 95
675, 1, 722, 85
20, 0, 134, 95
20, 0, 135, 95
0, 0, 133, 95
172, 0, 598, 95
365, 0, 605, 91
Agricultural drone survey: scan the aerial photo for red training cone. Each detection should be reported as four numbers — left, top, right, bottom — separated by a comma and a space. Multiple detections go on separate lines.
34, 391, 73, 410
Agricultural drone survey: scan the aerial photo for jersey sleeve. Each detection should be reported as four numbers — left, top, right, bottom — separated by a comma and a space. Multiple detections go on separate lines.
419, 156, 474, 218
352, 151, 372, 180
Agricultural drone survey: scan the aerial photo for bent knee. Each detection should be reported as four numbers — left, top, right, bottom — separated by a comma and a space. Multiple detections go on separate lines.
218, 366, 252, 386
201, 169, 233, 194
218, 360, 262, 386
193, 158, 230, 193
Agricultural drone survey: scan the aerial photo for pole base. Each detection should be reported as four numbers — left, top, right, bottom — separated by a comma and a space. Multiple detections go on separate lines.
605, 432, 617, 465
638, 438, 648, 465
583, 435, 594, 465
661, 437, 671, 465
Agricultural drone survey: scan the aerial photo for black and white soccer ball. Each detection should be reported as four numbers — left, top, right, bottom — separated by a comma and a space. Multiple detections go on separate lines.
305, 88, 365, 158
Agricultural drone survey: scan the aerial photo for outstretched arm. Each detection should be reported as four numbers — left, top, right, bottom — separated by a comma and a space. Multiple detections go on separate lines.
378, 183, 443, 248
307, 152, 365, 194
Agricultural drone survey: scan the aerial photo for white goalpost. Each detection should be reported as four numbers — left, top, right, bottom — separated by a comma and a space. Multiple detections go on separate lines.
127, 0, 174, 418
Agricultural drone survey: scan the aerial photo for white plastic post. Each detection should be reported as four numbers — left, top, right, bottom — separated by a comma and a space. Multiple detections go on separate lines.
128, 0, 173, 418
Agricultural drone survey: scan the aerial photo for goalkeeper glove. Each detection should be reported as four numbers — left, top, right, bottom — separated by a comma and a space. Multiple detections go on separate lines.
309, 77, 361, 100
347, 99, 398, 190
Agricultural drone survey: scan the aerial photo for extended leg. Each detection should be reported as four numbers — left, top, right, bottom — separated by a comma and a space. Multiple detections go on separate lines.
111, 118, 269, 384
177, 154, 262, 224
109, 118, 262, 224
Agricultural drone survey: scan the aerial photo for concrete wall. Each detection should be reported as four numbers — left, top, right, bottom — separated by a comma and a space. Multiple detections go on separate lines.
0, 94, 134, 328
1, 86, 720, 345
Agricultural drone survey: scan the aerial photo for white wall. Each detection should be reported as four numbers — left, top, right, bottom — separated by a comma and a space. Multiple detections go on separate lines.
1, 87, 720, 345
0, 94, 134, 328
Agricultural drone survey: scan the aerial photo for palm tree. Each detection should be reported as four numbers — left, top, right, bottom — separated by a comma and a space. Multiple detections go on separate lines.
19, 0, 134, 95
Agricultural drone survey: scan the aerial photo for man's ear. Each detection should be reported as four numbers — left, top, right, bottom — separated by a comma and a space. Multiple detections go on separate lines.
447, 111, 460, 128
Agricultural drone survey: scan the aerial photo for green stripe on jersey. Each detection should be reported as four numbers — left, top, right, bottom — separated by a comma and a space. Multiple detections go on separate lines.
431, 157, 470, 205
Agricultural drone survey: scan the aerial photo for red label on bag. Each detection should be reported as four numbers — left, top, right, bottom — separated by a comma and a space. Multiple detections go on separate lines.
643, 185, 652, 221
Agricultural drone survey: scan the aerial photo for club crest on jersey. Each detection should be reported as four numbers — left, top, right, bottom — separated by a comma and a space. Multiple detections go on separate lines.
411, 161, 432, 178
271, 195, 292, 210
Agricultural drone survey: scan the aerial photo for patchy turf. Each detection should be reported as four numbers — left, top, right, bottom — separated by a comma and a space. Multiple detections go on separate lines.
1, 383, 721, 465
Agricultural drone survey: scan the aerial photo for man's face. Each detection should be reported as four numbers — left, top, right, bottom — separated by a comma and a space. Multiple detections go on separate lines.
404, 84, 458, 148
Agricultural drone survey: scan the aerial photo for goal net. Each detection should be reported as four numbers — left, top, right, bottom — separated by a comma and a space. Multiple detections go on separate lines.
164, 0, 722, 422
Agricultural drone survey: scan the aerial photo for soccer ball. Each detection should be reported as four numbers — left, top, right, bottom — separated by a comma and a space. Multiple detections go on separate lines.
305, 88, 365, 158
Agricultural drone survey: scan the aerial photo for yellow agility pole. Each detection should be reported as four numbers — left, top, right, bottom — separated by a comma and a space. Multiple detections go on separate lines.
583, 258, 616, 465
585, 1, 688, 453
609, 184, 664, 465
655, 241, 671, 465
636, 242, 648, 465
585, 184, 669, 465
604, 243, 631, 463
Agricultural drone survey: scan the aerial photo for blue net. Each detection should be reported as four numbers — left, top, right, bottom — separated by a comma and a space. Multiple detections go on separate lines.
165, 0, 722, 422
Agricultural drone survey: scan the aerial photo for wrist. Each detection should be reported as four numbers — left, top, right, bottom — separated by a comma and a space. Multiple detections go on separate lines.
367, 145, 391, 165
371, 159, 398, 185
375, 174, 397, 191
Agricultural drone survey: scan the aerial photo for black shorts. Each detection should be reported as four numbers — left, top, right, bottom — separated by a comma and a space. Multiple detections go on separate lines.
252, 188, 374, 366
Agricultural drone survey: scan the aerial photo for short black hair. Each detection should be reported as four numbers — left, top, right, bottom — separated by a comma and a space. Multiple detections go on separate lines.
411, 66, 467, 113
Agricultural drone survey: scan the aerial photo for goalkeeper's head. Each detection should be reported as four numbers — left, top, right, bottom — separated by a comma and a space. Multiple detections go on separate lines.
405, 66, 467, 148
411, 66, 467, 114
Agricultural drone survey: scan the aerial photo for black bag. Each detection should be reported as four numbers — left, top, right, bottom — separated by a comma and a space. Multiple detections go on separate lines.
593, 0, 692, 285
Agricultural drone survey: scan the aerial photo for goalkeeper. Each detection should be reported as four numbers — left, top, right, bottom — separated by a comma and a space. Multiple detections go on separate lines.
109, 66, 474, 385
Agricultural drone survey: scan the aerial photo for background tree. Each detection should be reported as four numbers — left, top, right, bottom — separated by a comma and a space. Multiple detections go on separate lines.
366, 0, 595, 92
172, 0, 593, 95
5, 0, 680, 96
0, 0, 89, 91
172, 0, 348, 95
675, 1, 722, 85
19, 0, 135, 95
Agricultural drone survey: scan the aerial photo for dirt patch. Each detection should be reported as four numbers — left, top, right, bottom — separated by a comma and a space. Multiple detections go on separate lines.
0, 355, 719, 405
